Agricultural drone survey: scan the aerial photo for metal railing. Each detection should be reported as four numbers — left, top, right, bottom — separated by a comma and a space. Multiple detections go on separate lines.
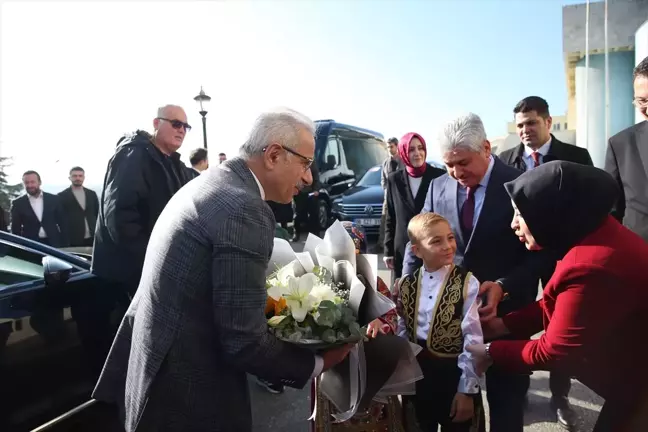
30, 399, 98, 432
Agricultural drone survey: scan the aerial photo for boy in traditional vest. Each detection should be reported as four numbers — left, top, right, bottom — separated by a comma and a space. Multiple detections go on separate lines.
397, 212, 484, 432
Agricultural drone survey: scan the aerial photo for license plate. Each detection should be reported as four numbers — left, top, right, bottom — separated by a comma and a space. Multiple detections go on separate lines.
355, 218, 380, 226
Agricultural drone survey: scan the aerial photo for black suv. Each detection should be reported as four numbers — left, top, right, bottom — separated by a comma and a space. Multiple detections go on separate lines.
310, 120, 388, 229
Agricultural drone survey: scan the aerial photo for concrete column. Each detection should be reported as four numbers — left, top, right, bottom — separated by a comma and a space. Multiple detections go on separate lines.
636, 20, 648, 124
575, 51, 635, 168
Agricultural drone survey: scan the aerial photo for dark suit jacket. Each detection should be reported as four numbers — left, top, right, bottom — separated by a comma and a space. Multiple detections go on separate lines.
187, 167, 201, 180
605, 121, 648, 241
57, 187, 99, 246
10, 193, 68, 247
402, 157, 549, 315
92, 157, 315, 432
384, 164, 445, 277
499, 135, 593, 171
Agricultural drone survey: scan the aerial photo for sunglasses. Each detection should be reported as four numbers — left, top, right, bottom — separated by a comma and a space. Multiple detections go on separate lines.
157, 117, 192, 131
263, 145, 314, 171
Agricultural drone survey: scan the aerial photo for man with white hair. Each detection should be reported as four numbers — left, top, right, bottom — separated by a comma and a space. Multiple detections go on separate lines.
92, 107, 353, 432
401, 113, 551, 432
93, 104, 194, 298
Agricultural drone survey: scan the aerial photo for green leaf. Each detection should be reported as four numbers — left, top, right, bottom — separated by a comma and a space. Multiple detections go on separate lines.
321, 329, 337, 343
348, 322, 362, 337
288, 331, 303, 342
341, 307, 356, 325
318, 300, 337, 310
276, 315, 294, 330
316, 310, 335, 327
268, 316, 287, 327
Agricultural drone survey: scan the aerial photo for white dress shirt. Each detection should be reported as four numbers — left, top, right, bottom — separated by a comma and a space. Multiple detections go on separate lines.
408, 176, 423, 199
522, 138, 552, 171
397, 265, 484, 394
249, 168, 324, 378
27, 192, 47, 238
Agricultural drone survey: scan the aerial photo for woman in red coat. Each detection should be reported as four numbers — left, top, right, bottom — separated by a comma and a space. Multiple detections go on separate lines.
468, 160, 648, 432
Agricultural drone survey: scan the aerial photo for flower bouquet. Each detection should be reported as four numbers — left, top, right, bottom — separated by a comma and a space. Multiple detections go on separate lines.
266, 220, 424, 422
266, 265, 364, 349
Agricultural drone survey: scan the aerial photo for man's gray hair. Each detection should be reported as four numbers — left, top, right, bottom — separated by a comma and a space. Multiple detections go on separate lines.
240, 107, 315, 158
156, 104, 184, 118
437, 112, 487, 154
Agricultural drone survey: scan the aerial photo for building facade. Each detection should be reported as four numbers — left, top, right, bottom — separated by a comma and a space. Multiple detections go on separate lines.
563, 0, 648, 167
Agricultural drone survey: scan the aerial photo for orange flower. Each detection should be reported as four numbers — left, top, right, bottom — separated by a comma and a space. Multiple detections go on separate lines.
265, 296, 287, 316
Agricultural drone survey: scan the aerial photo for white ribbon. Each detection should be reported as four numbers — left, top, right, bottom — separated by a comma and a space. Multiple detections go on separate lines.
330, 342, 366, 423
308, 376, 318, 421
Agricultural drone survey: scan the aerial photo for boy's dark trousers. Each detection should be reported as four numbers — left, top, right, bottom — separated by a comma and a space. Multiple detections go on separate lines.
411, 349, 485, 432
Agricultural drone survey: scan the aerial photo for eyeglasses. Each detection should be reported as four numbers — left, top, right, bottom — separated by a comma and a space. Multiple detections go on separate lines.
157, 117, 192, 131
632, 98, 648, 108
263, 145, 314, 171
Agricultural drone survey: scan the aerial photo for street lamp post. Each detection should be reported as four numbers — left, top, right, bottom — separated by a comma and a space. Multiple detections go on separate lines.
194, 86, 211, 149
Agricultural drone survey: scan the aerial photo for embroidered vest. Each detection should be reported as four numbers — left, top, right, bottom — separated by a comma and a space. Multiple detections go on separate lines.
399, 265, 471, 358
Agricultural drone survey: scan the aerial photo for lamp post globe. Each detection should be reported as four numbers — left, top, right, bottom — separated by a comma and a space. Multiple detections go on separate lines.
194, 86, 211, 149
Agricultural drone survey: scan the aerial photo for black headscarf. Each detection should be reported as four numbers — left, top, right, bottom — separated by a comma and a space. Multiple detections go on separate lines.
503, 160, 619, 254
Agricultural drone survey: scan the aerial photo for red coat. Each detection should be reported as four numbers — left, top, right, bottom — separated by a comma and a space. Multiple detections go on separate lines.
490, 216, 648, 401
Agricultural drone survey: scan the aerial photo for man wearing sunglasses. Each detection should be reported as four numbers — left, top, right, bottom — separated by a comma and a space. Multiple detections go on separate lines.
92, 104, 193, 299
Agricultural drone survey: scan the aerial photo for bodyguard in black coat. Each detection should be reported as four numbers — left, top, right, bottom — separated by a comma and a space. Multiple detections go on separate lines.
93, 105, 193, 295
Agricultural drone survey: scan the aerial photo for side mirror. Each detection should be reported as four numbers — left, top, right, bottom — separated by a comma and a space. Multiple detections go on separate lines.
42, 256, 73, 286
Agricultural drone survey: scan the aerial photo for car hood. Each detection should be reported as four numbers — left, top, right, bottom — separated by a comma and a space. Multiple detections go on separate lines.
340, 185, 383, 205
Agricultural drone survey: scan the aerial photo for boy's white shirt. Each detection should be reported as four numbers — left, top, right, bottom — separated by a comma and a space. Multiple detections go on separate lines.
396, 264, 484, 394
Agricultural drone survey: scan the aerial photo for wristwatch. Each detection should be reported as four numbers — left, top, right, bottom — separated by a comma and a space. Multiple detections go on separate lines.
494, 280, 510, 301
484, 342, 492, 360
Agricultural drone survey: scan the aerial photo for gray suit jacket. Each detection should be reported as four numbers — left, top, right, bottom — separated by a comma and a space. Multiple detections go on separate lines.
605, 121, 648, 242
92, 157, 316, 432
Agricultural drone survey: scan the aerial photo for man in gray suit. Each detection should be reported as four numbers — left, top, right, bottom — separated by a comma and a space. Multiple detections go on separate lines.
92, 108, 353, 431
606, 56, 648, 242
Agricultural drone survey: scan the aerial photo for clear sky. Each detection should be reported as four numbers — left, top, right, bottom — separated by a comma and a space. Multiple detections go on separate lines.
0, 0, 587, 192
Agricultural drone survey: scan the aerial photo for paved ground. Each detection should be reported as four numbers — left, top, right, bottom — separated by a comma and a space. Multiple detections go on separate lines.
250, 237, 603, 431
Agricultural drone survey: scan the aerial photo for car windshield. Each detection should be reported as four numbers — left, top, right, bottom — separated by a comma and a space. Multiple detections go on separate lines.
341, 137, 387, 179
356, 166, 382, 187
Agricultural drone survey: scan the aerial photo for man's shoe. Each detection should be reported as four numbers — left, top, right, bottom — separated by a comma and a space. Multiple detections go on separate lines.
256, 378, 285, 394
551, 398, 577, 430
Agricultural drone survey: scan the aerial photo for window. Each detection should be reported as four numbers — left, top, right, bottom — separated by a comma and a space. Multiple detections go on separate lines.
564, 122, 568, 130
0, 243, 45, 288
322, 137, 341, 172
357, 166, 382, 187
555, 123, 561, 131
341, 137, 388, 179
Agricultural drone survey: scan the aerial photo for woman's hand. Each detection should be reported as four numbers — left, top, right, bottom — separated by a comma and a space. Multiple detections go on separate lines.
482, 317, 510, 341
466, 344, 493, 375
478, 281, 504, 322
450, 392, 474, 423
366, 319, 387, 338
